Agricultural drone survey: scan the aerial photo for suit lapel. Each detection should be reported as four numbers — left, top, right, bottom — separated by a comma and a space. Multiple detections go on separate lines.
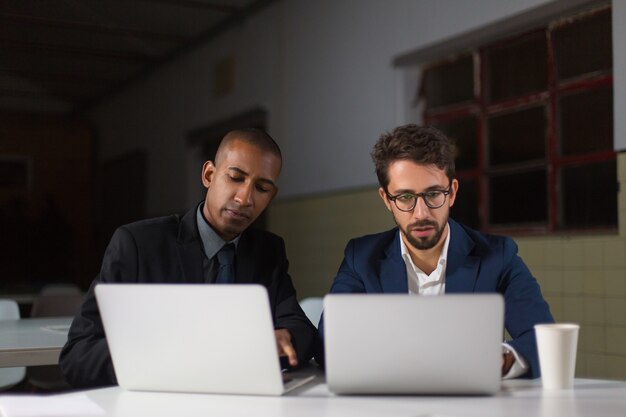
378, 231, 408, 293
176, 205, 205, 283
445, 220, 479, 293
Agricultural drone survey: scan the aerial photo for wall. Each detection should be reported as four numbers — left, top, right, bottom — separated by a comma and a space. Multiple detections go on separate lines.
276, 0, 578, 196
0, 113, 97, 290
268, 188, 395, 297
90, 0, 574, 214
91, 6, 283, 215
614, 0, 626, 150
89, 0, 626, 380
514, 152, 626, 380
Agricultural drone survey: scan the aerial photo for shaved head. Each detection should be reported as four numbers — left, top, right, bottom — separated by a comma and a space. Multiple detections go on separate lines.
215, 129, 282, 170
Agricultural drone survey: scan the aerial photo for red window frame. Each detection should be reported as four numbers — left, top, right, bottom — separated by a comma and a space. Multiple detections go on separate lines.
421, 6, 615, 234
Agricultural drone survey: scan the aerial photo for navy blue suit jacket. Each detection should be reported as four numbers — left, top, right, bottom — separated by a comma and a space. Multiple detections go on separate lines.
322, 219, 553, 378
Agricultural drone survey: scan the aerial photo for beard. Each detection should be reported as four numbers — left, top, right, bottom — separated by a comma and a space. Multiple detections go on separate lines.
398, 218, 447, 251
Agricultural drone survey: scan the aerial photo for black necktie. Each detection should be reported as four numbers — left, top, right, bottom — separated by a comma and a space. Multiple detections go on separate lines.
215, 243, 235, 284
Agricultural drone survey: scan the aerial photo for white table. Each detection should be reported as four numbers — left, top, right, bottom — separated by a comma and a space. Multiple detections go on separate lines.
0, 317, 72, 367
62, 376, 626, 417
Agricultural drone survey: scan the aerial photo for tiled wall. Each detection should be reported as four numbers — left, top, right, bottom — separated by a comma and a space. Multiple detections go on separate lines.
268, 189, 395, 298
516, 234, 626, 380
268, 153, 626, 381
515, 152, 626, 380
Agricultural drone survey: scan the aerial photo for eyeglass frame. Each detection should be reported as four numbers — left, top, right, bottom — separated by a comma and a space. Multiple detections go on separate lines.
385, 185, 452, 212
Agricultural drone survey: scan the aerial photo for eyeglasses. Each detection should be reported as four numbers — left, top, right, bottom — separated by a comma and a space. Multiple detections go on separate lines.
386, 186, 452, 212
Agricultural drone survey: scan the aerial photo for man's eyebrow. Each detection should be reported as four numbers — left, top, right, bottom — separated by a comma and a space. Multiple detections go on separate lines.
391, 185, 448, 194
424, 184, 450, 191
228, 166, 248, 176
228, 166, 276, 187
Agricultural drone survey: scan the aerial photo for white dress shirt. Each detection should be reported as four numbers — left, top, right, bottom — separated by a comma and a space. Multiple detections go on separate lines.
401, 225, 450, 296
399, 224, 528, 379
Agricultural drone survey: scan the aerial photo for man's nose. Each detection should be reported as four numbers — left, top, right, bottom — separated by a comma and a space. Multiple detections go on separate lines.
234, 184, 254, 206
412, 196, 430, 219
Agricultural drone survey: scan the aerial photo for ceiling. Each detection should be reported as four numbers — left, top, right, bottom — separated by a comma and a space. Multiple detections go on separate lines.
0, 0, 273, 114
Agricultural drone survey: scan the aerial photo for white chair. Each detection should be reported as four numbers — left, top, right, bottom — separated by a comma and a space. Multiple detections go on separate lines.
38, 284, 82, 296
0, 299, 26, 390
27, 284, 83, 391
299, 297, 323, 328
29, 284, 83, 317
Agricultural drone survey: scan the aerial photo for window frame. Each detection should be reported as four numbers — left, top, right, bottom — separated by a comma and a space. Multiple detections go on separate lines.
421, 6, 615, 235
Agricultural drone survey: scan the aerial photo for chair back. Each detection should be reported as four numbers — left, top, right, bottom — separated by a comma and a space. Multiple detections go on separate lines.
30, 284, 83, 318
26, 284, 82, 391
0, 299, 20, 320
0, 299, 26, 390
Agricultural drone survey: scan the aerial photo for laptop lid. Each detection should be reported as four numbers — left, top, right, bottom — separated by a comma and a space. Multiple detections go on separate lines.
95, 283, 305, 396
323, 294, 504, 395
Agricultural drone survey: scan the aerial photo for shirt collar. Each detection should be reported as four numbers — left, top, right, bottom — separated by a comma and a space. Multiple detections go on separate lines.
196, 203, 239, 260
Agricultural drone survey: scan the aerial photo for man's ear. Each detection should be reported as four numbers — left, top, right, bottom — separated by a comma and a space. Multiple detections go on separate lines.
448, 179, 459, 208
201, 161, 215, 188
378, 187, 393, 212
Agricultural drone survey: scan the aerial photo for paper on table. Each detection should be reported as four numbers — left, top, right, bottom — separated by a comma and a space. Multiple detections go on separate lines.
0, 393, 104, 417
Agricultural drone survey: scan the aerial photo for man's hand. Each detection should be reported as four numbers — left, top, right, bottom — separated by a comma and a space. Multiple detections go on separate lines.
502, 351, 515, 376
275, 328, 298, 367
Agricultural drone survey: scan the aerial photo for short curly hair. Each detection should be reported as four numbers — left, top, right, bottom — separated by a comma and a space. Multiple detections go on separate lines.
371, 124, 455, 192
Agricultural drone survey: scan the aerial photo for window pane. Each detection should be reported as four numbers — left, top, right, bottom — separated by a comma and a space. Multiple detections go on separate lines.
451, 178, 479, 229
423, 55, 474, 109
561, 160, 617, 228
489, 170, 547, 225
559, 86, 613, 156
553, 10, 612, 81
435, 117, 478, 171
488, 106, 546, 166
486, 32, 548, 102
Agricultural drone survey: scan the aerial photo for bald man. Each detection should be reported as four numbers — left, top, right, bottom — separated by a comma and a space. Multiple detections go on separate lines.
60, 129, 318, 388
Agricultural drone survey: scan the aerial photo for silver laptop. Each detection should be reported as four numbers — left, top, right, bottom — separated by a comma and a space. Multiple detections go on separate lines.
323, 294, 504, 395
95, 283, 314, 396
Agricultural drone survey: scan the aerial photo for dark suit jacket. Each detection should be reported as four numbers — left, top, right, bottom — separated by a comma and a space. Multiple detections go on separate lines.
321, 219, 553, 378
60, 205, 317, 388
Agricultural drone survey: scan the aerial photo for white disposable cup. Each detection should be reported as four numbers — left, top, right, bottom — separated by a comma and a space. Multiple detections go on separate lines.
535, 323, 579, 390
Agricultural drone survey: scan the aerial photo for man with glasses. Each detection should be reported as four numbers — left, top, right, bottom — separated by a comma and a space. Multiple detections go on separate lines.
323, 124, 553, 378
